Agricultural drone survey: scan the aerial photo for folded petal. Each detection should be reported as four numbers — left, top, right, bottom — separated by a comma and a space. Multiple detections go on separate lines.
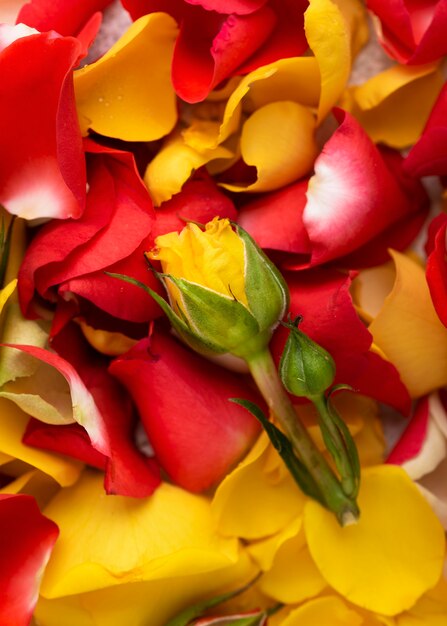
74, 13, 178, 141
303, 110, 429, 266
18, 0, 112, 37
270, 269, 411, 413
18, 143, 160, 324
109, 330, 261, 492
274, 595, 366, 626
365, 251, 447, 397
304, 465, 446, 615
367, 0, 447, 64
40, 470, 247, 597
212, 433, 305, 539
0, 26, 85, 220
425, 213, 447, 326
0, 493, 59, 626
342, 63, 444, 149
404, 82, 447, 177
220, 101, 317, 193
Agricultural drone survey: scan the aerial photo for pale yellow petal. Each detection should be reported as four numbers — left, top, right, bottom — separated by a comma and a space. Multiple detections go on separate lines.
305, 0, 351, 122
220, 101, 317, 193
368, 251, 447, 397
343, 64, 444, 148
74, 14, 178, 141
304, 465, 446, 615
212, 433, 305, 539
41, 470, 246, 598
0, 397, 81, 486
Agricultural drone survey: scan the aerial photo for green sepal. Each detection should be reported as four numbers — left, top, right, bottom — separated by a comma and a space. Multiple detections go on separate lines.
164, 575, 261, 626
167, 276, 261, 358
236, 225, 289, 332
313, 394, 360, 499
105, 272, 225, 356
230, 398, 326, 506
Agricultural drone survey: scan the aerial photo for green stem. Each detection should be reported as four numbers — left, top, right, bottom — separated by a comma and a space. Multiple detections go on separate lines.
247, 348, 359, 526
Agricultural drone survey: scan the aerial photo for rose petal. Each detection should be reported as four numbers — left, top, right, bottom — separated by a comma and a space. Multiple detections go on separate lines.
404, 82, 447, 177
40, 470, 247, 597
18, 0, 112, 37
110, 330, 261, 493
0, 494, 58, 625
220, 101, 317, 193
74, 13, 178, 141
367, 250, 447, 397
304, 465, 446, 615
277, 595, 366, 626
303, 109, 429, 266
342, 63, 444, 148
0, 27, 85, 220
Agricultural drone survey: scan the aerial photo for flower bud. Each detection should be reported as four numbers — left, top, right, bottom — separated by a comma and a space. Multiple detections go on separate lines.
146, 218, 288, 361
279, 318, 336, 399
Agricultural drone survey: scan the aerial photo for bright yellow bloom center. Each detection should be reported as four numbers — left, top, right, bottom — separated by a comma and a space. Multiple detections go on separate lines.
148, 217, 248, 306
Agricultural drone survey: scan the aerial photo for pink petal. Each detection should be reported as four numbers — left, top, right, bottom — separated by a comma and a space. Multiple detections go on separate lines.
0, 494, 58, 626
184, 0, 268, 14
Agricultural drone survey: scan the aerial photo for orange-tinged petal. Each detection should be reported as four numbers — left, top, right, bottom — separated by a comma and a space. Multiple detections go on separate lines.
305, 0, 351, 122
0, 397, 81, 487
304, 465, 446, 615
343, 64, 444, 148
74, 13, 178, 141
212, 433, 305, 539
78, 320, 137, 357
333, 0, 369, 57
40, 470, 247, 598
367, 251, 447, 397
220, 101, 318, 193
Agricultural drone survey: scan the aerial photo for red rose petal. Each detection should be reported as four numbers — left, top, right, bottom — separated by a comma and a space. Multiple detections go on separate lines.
17, 0, 113, 37
110, 330, 262, 492
0, 494, 58, 626
387, 396, 430, 465
271, 269, 411, 414
426, 213, 447, 327
0, 28, 85, 221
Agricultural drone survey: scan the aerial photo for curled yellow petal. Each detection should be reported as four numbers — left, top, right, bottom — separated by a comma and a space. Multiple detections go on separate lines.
41, 470, 245, 598
0, 397, 81, 487
220, 101, 318, 193
304, 465, 446, 615
343, 64, 444, 149
144, 131, 233, 206
365, 251, 447, 397
78, 320, 137, 357
212, 433, 305, 539
74, 13, 178, 141
305, 0, 351, 122
0, 278, 17, 315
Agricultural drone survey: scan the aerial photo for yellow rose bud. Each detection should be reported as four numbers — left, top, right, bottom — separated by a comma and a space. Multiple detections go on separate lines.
146, 218, 288, 361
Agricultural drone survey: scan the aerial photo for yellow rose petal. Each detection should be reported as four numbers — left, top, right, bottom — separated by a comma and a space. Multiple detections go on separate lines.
0, 397, 81, 487
36, 548, 255, 626
220, 101, 318, 193
41, 470, 245, 598
304, 465, 446, 615
368, 251, 447, 397
78, 320, 137, 357
305, 0, 351, 122
278, 595, 364, 626
74, 13, 178, 141
212, 433, 305, 539
343, 65, 444, 148
333, 0, 369, 57
144, 131, 234, 205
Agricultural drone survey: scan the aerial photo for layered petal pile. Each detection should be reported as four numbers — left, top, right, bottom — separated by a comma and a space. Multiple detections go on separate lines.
0, 0, 446, 623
